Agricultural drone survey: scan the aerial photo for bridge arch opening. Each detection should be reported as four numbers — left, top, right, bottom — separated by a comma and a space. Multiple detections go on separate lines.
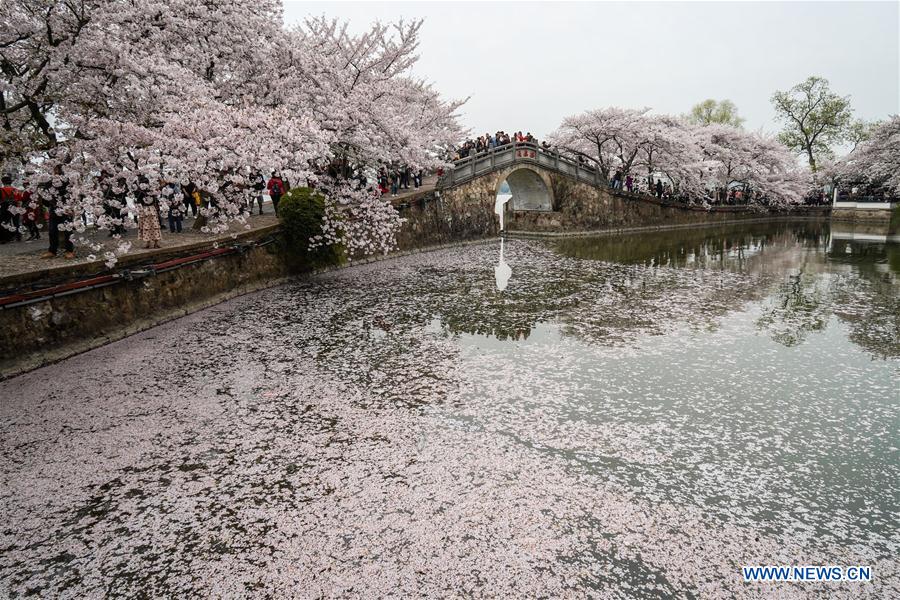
497, 168, 553, 212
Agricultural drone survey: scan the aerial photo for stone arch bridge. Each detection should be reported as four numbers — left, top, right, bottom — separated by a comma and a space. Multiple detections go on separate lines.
438, 141, 606, 213
394, 142, 767, 247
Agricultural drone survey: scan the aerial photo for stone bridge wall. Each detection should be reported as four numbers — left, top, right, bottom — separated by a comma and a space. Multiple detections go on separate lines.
512, 173, 770, 231
394, 181, 501, 249
831, 205, 899, 223
435, 164, 787, 233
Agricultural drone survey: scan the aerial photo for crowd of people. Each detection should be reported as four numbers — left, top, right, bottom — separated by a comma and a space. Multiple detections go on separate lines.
603, 171, 672, 201
604, 171, 673, 201
0, 156, 449, 263
375, 166, 425, 197
0, 169, 293, 259
454, 131, 546, 160
0, 168, 81, 258
834, 186, 895, 205
604, 170, 767, 206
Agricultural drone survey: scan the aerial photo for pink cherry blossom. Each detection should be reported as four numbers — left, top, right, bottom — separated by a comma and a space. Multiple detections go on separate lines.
0, 2, 465, 262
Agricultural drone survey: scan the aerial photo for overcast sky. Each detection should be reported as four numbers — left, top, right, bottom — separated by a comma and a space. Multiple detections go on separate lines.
285, 1, 899, 142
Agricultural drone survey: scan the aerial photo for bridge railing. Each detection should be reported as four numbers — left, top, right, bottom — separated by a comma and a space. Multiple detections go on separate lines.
441, 142, 606, 189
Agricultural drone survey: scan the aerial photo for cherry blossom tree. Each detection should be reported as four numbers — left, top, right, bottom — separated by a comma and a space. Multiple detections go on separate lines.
548, 109, 707, 195
548, 106, 809, 206
836, 116, 900, 195
546, 107, 651, 181
632, 115, 707, 196
1, 1, 465, 262
696, 124, 809, 206
279, 17, 465, 256
1, 0, 308, 255
284, 18, 464, 176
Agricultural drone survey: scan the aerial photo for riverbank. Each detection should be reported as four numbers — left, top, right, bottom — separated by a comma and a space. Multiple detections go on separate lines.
0, 213, 281, 285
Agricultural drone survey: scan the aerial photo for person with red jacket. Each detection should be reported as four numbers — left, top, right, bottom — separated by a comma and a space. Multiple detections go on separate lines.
0, 175, 22, 243
267, 172, 286, 215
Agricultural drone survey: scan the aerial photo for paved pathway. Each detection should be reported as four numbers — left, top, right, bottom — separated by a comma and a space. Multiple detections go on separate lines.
0, 213, 280, 283
387, 175, 438, 203
1, 179, 441, 284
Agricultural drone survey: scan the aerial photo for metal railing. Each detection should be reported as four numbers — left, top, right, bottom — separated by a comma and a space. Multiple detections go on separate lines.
835, 192, 899, 204
440, 142, 605, 189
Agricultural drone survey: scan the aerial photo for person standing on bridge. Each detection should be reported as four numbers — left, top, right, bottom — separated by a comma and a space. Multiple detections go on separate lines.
625, 175, 634, 193
610, 170, 622, 190
181, 181, 198, 218
401, 167, 410, 189
162, 180, 183, 234
389, 171, 399, 196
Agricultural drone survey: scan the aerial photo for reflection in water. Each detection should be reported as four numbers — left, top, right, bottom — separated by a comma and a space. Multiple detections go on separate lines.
554, 221, 832, 272
828, 222, 900, 275
550, 222, 899, 357
494, 238, 511, 291
756, 271, 832, 347
311, 222, 897, 410
399, 223, 899, 356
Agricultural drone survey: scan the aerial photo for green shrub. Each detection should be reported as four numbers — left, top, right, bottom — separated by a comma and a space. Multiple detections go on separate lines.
278, 187, 344, 270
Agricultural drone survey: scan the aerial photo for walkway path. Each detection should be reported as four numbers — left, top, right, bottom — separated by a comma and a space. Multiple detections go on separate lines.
387, 175, 438, 203
0, 213, 280, 284
1, 176, 444, 285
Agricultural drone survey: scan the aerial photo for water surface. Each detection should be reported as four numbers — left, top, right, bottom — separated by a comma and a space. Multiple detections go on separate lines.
1, 220, 897, 598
